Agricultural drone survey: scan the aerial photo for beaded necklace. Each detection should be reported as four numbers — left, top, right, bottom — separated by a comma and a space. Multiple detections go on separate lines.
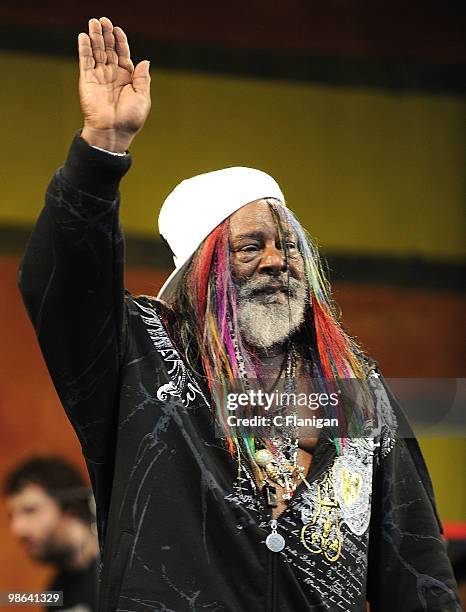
229, 321, 304, 507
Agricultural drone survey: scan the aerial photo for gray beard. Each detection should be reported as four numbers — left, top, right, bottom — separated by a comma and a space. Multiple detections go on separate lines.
236, 276, 307, 350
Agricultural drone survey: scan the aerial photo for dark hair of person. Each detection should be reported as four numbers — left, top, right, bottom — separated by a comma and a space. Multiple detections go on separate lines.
3, 456, 93, 525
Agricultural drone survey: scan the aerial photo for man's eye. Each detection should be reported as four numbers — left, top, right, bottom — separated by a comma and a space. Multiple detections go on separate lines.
240, 245, 259, 252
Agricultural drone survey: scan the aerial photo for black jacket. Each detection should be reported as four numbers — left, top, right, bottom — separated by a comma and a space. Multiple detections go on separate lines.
47, 558, 98, 611
18, 134, 460, 612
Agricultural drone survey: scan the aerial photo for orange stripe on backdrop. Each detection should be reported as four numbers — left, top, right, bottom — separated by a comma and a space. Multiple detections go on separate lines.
332, 283, 466, 378
0, 255, 465, 600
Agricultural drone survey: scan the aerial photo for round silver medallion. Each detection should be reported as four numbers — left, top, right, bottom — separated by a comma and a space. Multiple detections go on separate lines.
265, 532, 285, 552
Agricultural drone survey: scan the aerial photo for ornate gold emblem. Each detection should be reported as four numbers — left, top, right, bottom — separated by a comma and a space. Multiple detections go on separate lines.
300, 471, 342, 562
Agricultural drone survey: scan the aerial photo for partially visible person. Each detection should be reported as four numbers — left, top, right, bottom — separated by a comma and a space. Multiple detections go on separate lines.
3, 456, 99, 612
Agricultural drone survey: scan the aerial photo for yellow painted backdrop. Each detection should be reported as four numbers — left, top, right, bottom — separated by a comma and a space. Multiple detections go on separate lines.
1, 52, 465, 260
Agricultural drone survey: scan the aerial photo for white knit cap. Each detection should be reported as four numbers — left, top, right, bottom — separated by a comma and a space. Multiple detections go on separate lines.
157, 166, 286, 300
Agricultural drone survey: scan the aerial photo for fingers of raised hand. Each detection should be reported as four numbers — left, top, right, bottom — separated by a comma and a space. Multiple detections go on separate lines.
88, 17, 107, 64
114, 26, 134, 72
99, 16, 118, 65
82, 17, 135, 74
78, 32, 95, 71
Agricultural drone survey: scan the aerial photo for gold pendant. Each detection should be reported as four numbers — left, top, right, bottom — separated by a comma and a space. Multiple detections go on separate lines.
254, 449, 285, 487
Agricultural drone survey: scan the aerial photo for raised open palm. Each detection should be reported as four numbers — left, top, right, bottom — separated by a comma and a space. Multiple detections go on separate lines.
79, 17, 151, 150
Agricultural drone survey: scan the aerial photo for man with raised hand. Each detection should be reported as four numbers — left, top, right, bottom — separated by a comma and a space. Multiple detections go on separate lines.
19, 16, 460, 612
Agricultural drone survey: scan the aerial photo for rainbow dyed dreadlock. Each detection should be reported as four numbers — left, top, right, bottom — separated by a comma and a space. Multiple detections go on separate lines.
170, 199, 373, 468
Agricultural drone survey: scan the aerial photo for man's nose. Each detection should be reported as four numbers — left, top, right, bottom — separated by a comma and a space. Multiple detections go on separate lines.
258, 244, 287, 275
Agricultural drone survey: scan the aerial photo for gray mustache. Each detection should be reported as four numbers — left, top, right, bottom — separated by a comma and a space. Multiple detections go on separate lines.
237, 276, 305, 300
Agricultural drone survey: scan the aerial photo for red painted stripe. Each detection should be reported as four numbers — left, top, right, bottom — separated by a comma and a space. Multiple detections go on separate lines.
444, 522, 466, 540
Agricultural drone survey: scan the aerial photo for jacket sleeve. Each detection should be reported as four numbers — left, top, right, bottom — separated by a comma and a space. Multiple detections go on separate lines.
18, 132, 132, 464
366, 372, 461, 611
